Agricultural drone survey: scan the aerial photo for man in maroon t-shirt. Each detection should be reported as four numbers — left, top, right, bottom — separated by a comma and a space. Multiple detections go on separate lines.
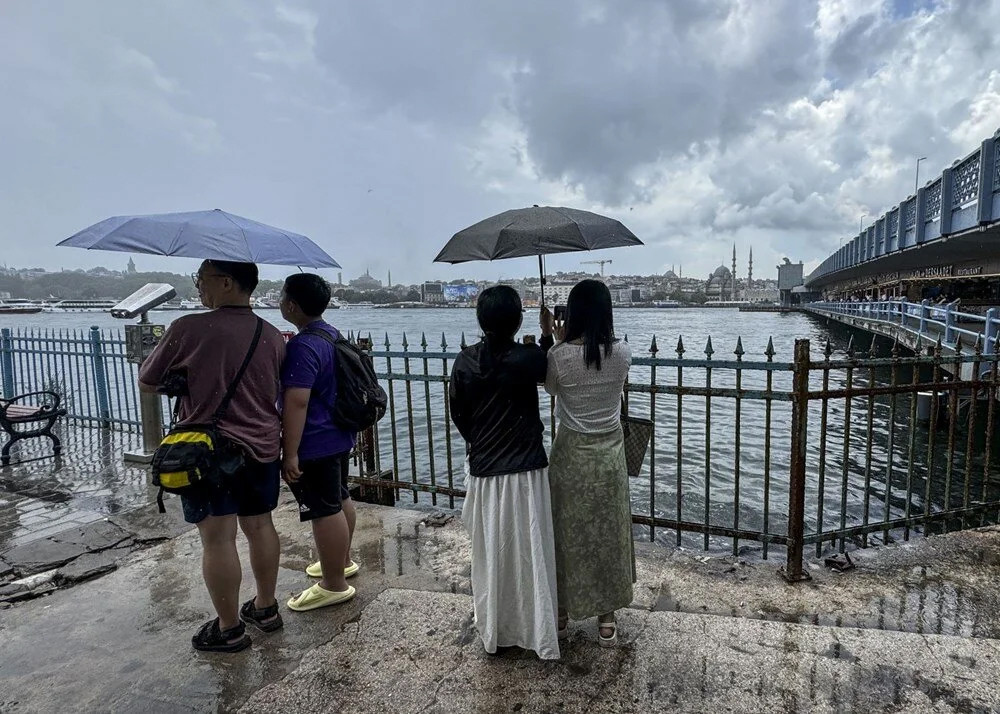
139, 260, 285, 653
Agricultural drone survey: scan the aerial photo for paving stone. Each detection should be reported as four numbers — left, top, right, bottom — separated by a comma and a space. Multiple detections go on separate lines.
0, 569, 59, 603
50, 520, 131, 552
108, 503, 192, 543
1, 538, 87, 576
55, 548, 128, 585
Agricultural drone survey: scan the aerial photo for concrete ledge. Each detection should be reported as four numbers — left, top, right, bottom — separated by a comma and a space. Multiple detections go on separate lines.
241, 588, 1000, 713
3, 499, 1000, 712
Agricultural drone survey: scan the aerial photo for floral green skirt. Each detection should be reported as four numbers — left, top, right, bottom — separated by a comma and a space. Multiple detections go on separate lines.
548, 425, 636, 620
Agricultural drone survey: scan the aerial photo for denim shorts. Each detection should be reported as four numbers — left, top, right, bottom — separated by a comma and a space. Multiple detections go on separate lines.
180, 457, 281, 524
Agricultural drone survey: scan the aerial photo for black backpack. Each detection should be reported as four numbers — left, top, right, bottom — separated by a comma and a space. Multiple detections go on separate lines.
303, 328, 388, 432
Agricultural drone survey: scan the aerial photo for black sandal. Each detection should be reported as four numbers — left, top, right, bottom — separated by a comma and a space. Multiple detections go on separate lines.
241, 598, 284, 633
192, 618, 251, 653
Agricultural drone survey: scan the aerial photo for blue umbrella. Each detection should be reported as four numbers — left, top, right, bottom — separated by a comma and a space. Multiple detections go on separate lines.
57, 208, 340, 268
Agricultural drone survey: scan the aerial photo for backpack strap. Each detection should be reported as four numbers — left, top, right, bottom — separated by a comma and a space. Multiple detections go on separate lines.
211, 316, 264, 426
301, 326, 339, 348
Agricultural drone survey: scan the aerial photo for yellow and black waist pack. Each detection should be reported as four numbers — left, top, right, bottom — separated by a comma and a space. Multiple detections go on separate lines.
150, 317, 263, 513
151, 426, 223, 512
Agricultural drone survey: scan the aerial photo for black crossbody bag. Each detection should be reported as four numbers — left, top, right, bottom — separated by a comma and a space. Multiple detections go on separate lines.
151, 317, 264, 512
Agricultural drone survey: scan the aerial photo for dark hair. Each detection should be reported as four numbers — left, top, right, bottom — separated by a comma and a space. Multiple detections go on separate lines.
476, 285, 522, 343
283, 273, 331, 316
563, 279, 615, 369
206, 260, 259, 294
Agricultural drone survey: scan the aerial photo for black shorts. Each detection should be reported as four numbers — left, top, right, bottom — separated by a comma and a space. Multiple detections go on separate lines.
287, 452, 352, 522
181, 457, 281, 524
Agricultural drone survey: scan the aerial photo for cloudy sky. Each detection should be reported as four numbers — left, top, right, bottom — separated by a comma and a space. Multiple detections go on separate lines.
1, 0, 999, 285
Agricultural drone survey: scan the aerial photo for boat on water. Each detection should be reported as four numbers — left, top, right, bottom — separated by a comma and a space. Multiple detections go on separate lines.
373, 301, 428, 309
0, 299, 44, 315
42, 299, 117, 313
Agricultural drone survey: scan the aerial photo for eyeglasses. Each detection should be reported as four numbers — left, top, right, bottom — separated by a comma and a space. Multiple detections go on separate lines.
191, 271, 227, 287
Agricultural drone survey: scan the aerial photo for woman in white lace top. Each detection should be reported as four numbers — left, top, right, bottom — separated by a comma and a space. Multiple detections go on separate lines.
544, 279, 635, 647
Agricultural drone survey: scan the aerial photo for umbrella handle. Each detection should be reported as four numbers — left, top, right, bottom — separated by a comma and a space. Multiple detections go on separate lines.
538, 255, 546, 307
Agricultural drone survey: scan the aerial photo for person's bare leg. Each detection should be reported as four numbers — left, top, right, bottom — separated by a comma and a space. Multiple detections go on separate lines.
341, 496, 357, 569
197, 515, 241, 631
238, 513, 280, 616
312, 511, 350, 592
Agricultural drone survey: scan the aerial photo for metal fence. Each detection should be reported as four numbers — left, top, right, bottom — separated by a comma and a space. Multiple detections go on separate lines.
1, 327, 145, 429
4, 326, 1000, 581
363, 332, 1000, 581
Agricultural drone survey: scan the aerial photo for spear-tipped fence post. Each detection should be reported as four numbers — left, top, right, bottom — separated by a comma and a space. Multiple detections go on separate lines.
646, 334, 659, 542
0, 328, 14, 400
781, 338, 812, 583
89, 326, 112, 428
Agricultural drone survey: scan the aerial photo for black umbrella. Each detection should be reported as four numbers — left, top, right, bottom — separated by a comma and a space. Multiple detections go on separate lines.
434, 205, 642, 305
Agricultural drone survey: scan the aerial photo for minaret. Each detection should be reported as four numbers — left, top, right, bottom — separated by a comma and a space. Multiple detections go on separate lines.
731, 244, 737, 300
748, 246, 753, 289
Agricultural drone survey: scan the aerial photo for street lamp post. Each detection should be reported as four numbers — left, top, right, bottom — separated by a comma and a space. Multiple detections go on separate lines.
915, 156, 927, 195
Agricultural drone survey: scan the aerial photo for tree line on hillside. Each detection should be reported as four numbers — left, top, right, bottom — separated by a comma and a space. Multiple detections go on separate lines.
0, 271, 291, 301
0, 270, 426, 304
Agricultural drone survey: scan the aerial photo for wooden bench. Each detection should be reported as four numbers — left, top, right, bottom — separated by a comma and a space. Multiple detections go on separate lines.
0, 391, 66, 466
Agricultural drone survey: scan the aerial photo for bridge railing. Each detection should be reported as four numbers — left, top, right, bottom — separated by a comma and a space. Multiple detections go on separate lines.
807, 300, 1000, 354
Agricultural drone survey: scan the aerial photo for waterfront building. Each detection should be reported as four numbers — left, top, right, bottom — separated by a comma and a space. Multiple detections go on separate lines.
544, 282, 576, 306
704, 265, 734, 301
421, 281, 445, 304
778, 259, 805, 306
350, 269, 383, 291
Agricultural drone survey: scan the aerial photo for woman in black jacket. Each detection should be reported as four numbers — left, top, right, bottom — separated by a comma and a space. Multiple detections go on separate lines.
449, 285, 558, 659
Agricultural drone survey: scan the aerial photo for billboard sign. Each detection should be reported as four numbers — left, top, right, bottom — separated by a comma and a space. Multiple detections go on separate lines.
443, 284, 479, 302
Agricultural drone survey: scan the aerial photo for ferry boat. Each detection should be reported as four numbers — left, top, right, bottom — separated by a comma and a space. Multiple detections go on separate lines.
43, 299, 117, 313
177, 299, 207, 311
0, 299, 44, 315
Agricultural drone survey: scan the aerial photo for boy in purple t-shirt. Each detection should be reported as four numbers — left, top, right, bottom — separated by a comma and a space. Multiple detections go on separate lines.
279, 273, 359, 611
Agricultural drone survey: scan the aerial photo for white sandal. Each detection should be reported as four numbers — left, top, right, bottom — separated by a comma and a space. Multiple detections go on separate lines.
598, 617, 617, 648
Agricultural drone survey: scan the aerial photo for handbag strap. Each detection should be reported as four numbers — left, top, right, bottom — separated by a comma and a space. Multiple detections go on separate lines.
620, 391, 630, 437
210, 316, 264, 426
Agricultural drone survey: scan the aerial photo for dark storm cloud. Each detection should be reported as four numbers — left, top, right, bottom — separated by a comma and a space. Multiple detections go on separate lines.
1, 0, 999, 283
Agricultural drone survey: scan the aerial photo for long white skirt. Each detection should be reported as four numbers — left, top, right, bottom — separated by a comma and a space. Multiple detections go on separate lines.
462, 465, 561, 660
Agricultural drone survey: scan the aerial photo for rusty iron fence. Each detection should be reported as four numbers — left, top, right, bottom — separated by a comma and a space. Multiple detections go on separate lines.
6, 325, 1000, 581
352, 331, 1000, 581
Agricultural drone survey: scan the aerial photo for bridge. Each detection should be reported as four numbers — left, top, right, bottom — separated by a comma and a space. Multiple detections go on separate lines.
804, 129, 1000, 304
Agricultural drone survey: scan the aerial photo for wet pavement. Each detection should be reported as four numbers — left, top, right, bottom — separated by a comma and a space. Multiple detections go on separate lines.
2, 498, 1000, 712
0, 427, 154, 551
